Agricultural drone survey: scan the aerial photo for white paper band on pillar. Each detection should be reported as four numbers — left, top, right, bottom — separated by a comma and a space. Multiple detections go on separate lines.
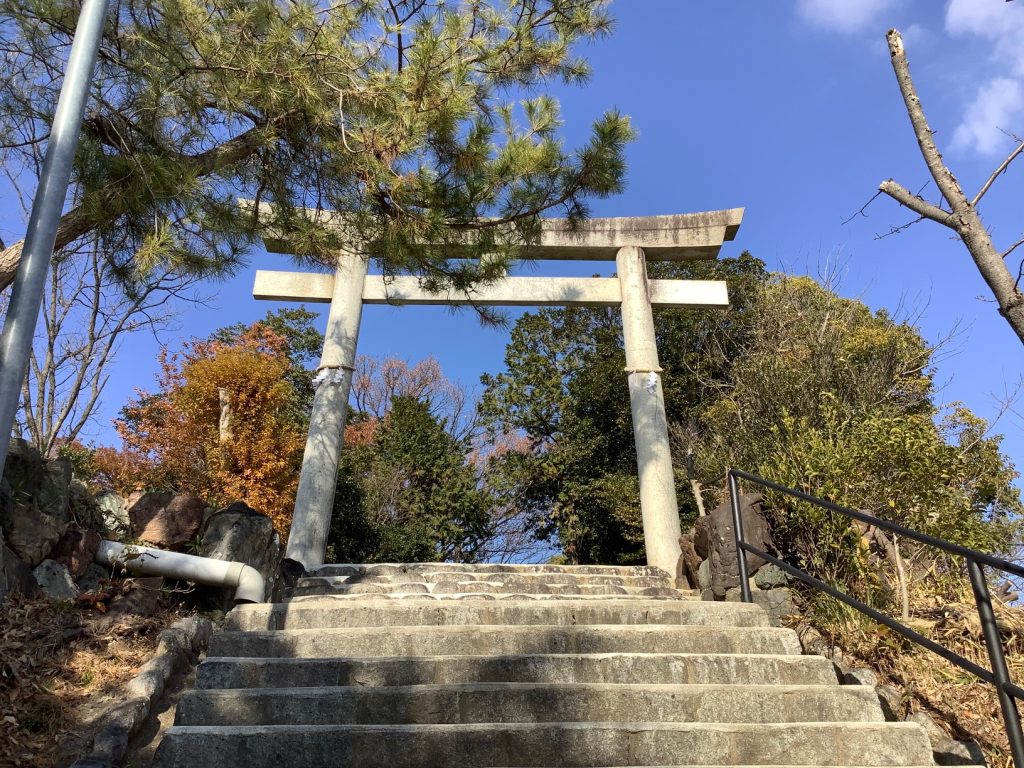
312, 367, 351, 389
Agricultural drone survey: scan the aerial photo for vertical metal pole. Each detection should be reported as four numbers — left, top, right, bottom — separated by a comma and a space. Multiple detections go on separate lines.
284, 249, 368, 572
729, 471, 752, 603
0, 0, 108, 471
967, 558, 1024, 768
616, 245, 683, 577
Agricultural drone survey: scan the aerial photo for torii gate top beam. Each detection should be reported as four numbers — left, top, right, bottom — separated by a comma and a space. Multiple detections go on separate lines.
242, 201, 744, 262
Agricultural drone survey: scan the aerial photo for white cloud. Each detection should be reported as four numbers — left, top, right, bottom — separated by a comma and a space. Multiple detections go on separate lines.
945, 0, 1024, 76
945, 0, 1024, 155
951, 77, 1024, 155
795, 0, 900, 34
901, 23, 930, 49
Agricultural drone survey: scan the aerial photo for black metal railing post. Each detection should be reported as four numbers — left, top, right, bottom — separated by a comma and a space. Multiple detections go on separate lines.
728, 470, 752, 603
726, 467, 1024, 768
967, 558, 1024, 768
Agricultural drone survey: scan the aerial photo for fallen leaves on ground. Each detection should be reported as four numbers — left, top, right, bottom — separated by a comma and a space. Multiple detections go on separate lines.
0, 582, 182, 768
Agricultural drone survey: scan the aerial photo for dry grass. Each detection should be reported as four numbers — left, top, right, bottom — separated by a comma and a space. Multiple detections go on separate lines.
0, 584, 182, 768
803, 584, 1024, 768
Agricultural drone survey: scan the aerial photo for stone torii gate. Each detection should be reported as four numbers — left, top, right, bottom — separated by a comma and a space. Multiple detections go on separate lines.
250, 206, 744, 576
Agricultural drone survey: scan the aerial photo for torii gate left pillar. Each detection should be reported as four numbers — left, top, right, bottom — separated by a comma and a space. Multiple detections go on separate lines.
285, 247, 367, 569
251, 205, 744, 575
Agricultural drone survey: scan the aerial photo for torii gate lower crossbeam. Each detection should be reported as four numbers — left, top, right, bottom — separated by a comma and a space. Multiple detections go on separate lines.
252, 207, 743, 577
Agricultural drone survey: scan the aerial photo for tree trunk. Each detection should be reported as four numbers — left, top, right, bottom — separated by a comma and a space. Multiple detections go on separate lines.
880, 29, 1024, 346
0, 120, 282, 293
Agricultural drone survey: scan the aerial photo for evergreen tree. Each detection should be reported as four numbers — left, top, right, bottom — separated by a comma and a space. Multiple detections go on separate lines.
0, 0, 633, 292
479, 253, 769, 563
329, 396, 491, 563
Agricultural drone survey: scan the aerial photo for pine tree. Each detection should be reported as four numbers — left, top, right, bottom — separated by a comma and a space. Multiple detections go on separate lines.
0, 0, 633, 291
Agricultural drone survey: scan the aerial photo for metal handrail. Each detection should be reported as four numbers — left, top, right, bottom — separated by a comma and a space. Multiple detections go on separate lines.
728, 469, 1024, 768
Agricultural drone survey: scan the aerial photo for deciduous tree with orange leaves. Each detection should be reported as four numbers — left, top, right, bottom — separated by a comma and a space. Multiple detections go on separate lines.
103, 322, 306, 537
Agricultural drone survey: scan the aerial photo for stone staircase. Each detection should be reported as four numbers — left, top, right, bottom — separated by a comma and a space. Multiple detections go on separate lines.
153, 563, 934, 767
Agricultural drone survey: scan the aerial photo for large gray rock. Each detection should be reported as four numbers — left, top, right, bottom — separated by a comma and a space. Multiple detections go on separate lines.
5, 506, 64, 567
2, 441, 73, 566
95, 490, 129, 533
725, 585, 798, 627
129, 491, 205, 548
876, 683, 905, 721
908, 711, 986, 765
69, 479, 105, 531
77, 562, 110, 594
33, 558, 79, 600
50, 526, 102, 579
3, 438, 44, 500
200, 501, 280, 601
697, 558, 711, 591
754, 586, 797, 626
693, 493, 774, 599
37, 457, 72, 523
842, 666, 880, 687
1, 537, 39, 601
754, 563, 791, 590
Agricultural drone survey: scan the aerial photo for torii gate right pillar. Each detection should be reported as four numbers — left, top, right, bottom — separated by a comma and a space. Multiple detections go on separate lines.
617, 245, 682, 576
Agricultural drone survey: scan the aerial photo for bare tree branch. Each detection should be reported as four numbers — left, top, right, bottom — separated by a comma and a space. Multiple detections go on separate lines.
874, 214, 925, 241
878, 179, 951, 225
11, 233, 208, 455
972, 139, 1024, 207
879, 29, 1024, 346
841, 190, 883, 226
1004, 236, 1024, 262
886, 31, 967, 205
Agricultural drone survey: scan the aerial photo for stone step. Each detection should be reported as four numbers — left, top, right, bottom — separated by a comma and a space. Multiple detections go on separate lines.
196, 652, 840, 690
226, 599, 768, 632
208, 624, 803, 659
310, 573, 677, 588
175, 682, 884, 726
290, 578, 687, 598
284, 590, 699, 602
154, 721, 933, 767
312, 563, 670, 578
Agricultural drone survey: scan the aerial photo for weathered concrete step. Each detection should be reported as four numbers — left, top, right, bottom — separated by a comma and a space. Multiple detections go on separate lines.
314, 573, 677, 588
208, 624, 803, 658
226, 599, 768, 631
197, 652, 840, 690
284, 590, 698, 601
313, 563, 670, 578
176, 683, 884, 726
154, 721, 933, 767
291, 579, 686, 598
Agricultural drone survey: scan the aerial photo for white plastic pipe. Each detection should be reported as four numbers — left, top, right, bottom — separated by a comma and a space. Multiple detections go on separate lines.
96, 540, 265, 604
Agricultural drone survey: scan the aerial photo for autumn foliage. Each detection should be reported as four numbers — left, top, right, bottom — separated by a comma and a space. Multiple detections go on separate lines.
97, 323, 305, 537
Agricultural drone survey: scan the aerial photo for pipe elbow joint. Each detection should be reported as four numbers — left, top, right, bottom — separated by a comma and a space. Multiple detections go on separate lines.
233, 564, 265, 604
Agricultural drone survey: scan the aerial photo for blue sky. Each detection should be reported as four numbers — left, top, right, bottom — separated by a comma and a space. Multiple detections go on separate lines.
8, 0, 1024, 473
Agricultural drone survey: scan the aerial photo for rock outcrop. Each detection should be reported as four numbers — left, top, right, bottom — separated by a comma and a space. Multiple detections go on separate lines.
693, 492, 774, 599
199, 501, 281, 603
128, 492, 205, 548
